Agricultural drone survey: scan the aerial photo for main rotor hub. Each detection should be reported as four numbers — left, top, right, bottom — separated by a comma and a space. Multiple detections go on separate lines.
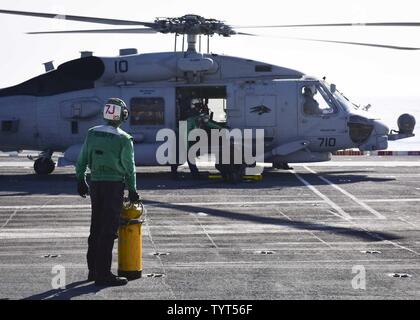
154, 14, 235, 36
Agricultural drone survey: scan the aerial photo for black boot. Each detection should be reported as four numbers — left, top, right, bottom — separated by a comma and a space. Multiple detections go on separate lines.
87, 271, 96, 282
282, 163, 293, 170
95, 273, 128, 286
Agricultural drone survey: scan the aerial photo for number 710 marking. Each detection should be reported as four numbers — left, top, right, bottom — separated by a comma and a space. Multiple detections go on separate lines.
318, 137, 336, 147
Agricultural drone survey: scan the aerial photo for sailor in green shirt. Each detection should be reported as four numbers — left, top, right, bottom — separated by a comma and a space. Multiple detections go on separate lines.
171, 101, 224, 179
76, 98, 140, 287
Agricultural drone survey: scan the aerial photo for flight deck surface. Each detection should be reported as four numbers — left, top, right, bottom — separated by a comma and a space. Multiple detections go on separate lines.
0, 154, 419, 300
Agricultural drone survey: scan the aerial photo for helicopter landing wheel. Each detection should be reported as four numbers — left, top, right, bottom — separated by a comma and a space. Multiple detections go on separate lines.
34, 158, 55, 175
216, 164, 245, 184
225, 171, 242, 184
273, 162, 294, 170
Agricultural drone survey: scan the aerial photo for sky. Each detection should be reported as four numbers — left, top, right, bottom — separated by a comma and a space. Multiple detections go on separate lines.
0, 0, 419, 148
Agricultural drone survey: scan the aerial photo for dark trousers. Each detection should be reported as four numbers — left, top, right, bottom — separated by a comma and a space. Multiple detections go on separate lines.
171, 160, 199, 176
87, 181, 124, 278
170, 139, 199, 176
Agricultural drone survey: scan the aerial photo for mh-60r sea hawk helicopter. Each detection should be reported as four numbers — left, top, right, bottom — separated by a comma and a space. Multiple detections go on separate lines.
0, 9, 416, 180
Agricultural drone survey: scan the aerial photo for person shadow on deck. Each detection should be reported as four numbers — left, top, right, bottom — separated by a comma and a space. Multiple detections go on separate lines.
23, 280, 105, 300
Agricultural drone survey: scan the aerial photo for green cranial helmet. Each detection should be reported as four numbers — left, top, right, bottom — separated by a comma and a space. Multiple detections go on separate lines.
103, 98, 129, 126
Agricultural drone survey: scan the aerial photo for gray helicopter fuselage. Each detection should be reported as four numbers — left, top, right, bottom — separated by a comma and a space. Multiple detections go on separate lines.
0, 51, 413, 167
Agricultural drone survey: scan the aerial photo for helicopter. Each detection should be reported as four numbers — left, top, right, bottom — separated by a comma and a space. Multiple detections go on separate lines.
0, 9, 416, 181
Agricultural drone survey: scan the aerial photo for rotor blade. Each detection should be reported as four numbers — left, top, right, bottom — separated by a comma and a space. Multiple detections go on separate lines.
0, 9, 155, 27
235, 31, 258, 36
234, 22, 420, 29
27, 28, 158, 35
230, 31, 420, 50
284, 37, 420, 50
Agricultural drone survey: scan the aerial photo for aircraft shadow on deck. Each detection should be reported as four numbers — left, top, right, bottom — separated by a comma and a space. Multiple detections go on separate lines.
145, 199, 401, 242
0, 170, 395, 195
0, 168, 400, 241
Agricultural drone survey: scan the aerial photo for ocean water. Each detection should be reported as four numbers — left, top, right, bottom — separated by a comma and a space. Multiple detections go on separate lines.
355, 96, 420, 151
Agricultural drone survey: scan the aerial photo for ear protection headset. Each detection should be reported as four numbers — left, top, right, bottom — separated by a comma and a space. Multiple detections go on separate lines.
103, 98, 129, 122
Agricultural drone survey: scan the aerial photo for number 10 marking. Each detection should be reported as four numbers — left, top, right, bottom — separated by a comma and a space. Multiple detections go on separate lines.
114, 60, 128, 73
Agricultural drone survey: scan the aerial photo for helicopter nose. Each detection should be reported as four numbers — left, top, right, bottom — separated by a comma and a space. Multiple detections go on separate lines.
373, 120, 389, 136
370, 120, 389, 151
356, 119, 389, 151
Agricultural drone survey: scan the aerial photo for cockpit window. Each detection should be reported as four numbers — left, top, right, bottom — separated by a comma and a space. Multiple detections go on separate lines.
302, 84, 337, 116
321, 79, 360, 112
333, 90, 360, 112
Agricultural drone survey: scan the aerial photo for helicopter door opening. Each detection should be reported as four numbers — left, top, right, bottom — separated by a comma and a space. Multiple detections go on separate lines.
175, 86, 227, 125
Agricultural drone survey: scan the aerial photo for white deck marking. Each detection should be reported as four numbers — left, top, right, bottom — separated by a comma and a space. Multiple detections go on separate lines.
142, 216, 177, 299
290, 170, 352, 220
0, 194, 311, 198
290, 163, 417, 264
295, 168, 419, 256
0, 210, 17, 229
363, 198, 420, 203
6, 193, 419, 200
0, 227, 90, 239
0, 161, 34, 167
398, 217, 419, 229
303, 166, 387, 220
2, 160, 420, 168
190, 161, 420, 168
380, 239, 420, 256
295, 161, 420, 167
0, 200, 325, 211
192, 214, 219, 249
275, 208, 333, 249
0, 205, 91, 210
169, 200, 323, 206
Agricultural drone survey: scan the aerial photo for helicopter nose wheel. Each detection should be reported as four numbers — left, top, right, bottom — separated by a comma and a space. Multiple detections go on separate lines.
273, 162, 294, 170
34, 158, 55, 175
215, 141, 247, 183
31, 150, 56, 175
216, 164, 246, 184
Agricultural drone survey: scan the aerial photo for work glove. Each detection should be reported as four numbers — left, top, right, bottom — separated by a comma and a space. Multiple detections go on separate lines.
77, 180, 89, 198
128, 190, 141, 204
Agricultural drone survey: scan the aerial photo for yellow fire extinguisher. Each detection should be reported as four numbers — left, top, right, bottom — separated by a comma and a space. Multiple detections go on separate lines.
118, 201, 145, 280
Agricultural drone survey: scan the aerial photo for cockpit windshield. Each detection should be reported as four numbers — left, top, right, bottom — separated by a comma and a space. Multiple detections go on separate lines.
321, 80, 360, 112
334, 91, 359, 111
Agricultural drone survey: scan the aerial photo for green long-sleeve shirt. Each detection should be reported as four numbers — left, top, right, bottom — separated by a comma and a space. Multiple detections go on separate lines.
75, 125, 137, 192
185, 114, 224, 146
